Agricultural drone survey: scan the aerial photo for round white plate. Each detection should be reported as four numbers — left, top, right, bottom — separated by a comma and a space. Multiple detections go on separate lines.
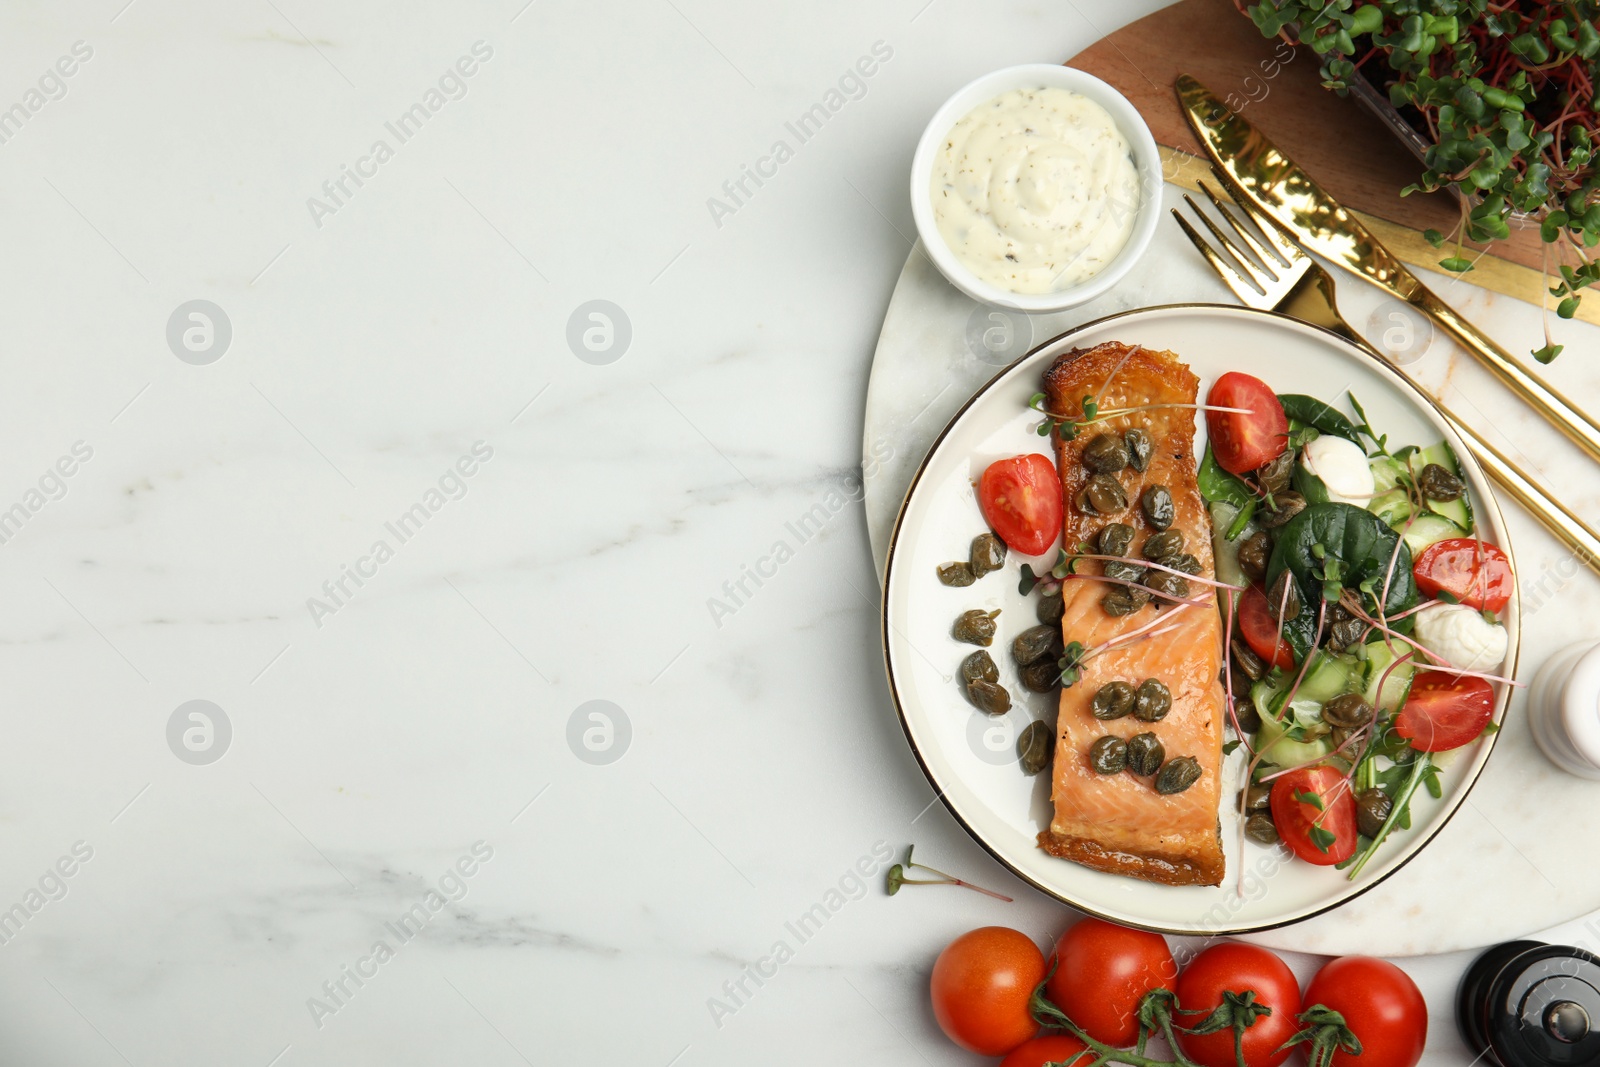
880, 303, 1520, 936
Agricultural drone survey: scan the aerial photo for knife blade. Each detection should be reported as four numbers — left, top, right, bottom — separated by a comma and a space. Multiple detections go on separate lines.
1175, 73, 1600, 467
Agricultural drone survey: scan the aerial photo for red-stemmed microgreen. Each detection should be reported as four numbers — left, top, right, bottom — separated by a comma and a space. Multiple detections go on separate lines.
884, 845, 1012, 901
1028, 394, 1254, 441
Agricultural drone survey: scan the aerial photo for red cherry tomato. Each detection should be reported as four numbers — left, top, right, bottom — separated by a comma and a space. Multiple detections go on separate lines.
1206, 373, 1288, 475
979, 454, 1063, 557
1302, 956, 1427, 1067
1412, 538, 1513, 612
1394, 671, 1495, 752
1175, 943, 1303, 1067
929, 927, 1043, 1055
1238, 585, 1296, 672
1045, 918, 1176, 1047
999, 1034, 1091, 1067
1269, 766, 1358, 865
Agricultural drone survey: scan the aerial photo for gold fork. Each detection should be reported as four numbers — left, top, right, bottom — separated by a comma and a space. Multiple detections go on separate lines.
1174, 179, 1600, 576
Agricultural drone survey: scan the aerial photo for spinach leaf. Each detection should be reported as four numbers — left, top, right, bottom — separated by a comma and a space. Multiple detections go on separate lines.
1279, 394, 1364, 445
1198, 444, 1251, 509
1265, 502, 1419, 659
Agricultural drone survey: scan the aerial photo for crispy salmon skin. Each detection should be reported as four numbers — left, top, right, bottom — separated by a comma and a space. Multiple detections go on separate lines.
1037, 342, 1226, 887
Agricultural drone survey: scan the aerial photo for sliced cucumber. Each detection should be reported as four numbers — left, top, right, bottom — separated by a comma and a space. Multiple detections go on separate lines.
1418, 441, 1473, 534
1210, 502, 1249, 588
1402, 513, 1461, 555
1360, 640, 1417, 714
1368, 487, 1413, 527
1255, 713, 1334, 766
1251, 650, 1359, 722
1370, 455, 1409, 493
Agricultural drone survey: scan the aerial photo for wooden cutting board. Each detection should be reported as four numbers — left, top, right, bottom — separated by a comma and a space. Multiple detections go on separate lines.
1066, 0, 1595, 324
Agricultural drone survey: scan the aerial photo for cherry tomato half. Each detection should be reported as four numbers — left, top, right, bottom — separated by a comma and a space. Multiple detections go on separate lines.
1394, 671, 1495, 752
998, 1034, 1091, 1067
1302, 956, 1427, 1067
1238, 584, 1296, 672
1269, 766, 1358, 866
1206, 373, 1288, 475
929, 926, 1043, 1055
979, 454, 1063, 557
1412, 538, 1513, 613
1045, 917, 1175, 1047
1175, 943, 1303, 1067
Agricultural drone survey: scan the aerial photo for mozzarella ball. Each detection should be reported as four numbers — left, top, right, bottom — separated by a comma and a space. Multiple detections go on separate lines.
1302, 435, 1376, 506
1413, 602, 1508, 671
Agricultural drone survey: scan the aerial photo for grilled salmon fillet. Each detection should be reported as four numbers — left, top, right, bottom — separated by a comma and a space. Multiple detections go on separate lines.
1038, 342, 1226, 887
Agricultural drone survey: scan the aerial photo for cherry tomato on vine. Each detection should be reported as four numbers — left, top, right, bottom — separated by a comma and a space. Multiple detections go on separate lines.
929, 926, 1043, 1055
1175, 943, 1303, 1067
1238, 584, 1296, 672
1394, 671, 1495, 752
1206, 373, 1287, 475
979, 454, 1063, 557
1302, 956, 1427, 1067
1044, 918, 1175, 1047
1412, 538, 1513, 612
998, 1033, 1090, 1067
1270, 766, 1358, 865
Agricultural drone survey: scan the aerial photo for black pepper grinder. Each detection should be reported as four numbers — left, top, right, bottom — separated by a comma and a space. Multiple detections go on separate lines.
1458, 940, 1600, 1066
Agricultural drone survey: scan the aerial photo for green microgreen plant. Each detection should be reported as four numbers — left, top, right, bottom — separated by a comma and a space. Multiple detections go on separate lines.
1244, 0, 1600, 361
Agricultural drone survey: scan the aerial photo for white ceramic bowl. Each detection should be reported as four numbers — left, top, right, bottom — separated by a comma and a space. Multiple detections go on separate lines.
909, 64, 1162, 313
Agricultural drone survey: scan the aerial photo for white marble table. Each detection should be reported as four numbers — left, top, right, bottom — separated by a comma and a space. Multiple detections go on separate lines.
1, 2, 1596, 1065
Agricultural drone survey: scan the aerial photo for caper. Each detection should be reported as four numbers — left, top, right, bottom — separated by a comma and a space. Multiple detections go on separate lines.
1141, 530, 1186, 562
1260, 491, 1306, 529
1098, 522, 1135, 557
1231, 639, 1266, 681
969, 533, 1007, 577
1018, 720, 1052, 776
1103, 559, 1148, 584
1012, 625, 1059, 667
1355, 787, 1393, 838
1102, 585, 1151, 616
1155, 755, 1203, 795
1322, 692, 1374, 729
1258, 450, 1295, 494
1089, 735, 1129, 775
1134, 678, 1172, 722
1165, 553, 1202, 576
1145, 570, 1190, 602
1141, 485, 1176, 530
1239, 782, 1272, 812
966, 678, 1012, 715
1233, 692, 1263, 733
1126, 732, 1165, 776
953, 608, 1000, 646
1237, 531, 1272, 586
1329, 726, 1354, 751
960, 650, 999, 685
1020, 659, 1060, 693
1265, 571, 1302, 622
1419, 462, 1463, 502
1083, 433, 1130, 474
1078, 473, 1127, 515
937, 561, 976, 586
1036, 589, 1065, 626
1124, 428, 1153, 472
1244, 813, 1280, 845
1091, 680, 1137, 720
1328, 616, 1367, 651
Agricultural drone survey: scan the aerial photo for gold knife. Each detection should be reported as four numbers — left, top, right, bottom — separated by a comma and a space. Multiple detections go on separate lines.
1176, 73, 1600, 467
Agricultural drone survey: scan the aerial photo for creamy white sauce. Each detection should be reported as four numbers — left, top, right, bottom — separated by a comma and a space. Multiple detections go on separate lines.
930, 86, 1140, 294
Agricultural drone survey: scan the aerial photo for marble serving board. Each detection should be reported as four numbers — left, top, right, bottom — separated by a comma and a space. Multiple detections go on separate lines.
862, 180, 1600, 958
